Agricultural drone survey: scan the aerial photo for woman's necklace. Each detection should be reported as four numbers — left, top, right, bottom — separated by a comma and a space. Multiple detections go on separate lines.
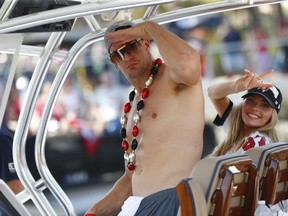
120, 58, 162, 171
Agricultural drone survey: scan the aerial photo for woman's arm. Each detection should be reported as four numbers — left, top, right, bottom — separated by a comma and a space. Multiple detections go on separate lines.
207, 81, 235, 117
208, 69, 273, 116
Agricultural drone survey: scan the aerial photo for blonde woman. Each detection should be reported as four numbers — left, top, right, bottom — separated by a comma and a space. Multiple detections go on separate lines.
208, 69, 282, 156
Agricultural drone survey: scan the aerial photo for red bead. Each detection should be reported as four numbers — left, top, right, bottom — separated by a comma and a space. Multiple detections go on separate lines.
141, 88, 149, 98
124, 102, 131, 113
155, 58, 162, 65
128, 163, 135, 170
122, 140, 129, 151
132, 125, 139, 137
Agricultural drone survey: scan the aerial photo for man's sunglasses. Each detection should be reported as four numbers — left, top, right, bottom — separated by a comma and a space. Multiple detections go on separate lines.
109, 38, 143, 62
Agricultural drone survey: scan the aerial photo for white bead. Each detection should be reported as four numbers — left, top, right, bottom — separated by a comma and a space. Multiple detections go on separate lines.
129, 152, 135, 162
133, 113, 141, 124
121, 115, 127, 125
124, 153, 129, 160
145, 76, 153, 87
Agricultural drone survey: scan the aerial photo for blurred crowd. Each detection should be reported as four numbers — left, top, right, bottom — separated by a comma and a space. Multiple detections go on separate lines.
1, 4, 288, 141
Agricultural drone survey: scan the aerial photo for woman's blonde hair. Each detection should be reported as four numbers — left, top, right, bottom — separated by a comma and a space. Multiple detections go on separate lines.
210, 103, 279, 157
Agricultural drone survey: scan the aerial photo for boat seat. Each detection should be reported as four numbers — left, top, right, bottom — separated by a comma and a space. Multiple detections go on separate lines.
189, 154, 258, 216
246, 142, 288, 206
176, 178, 208, 216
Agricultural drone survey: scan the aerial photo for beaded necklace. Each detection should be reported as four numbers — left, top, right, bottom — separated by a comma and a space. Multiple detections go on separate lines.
120, 58, 163, 171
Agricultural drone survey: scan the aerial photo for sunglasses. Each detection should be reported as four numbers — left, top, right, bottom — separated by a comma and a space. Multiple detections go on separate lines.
109, 38, 143, 62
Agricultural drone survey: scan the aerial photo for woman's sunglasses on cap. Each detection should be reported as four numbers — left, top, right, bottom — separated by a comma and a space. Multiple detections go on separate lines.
109, 38, 143, 62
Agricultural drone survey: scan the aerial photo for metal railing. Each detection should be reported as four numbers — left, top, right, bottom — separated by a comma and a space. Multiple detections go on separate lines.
0, 0, 286, 215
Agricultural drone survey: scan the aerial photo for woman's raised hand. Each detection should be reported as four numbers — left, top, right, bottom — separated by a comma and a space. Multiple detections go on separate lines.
233, 69, 273, 92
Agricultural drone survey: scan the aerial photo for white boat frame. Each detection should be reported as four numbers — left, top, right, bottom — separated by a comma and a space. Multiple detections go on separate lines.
0, 0, 286, 215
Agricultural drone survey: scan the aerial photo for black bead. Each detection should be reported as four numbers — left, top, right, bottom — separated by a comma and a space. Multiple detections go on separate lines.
151, 65, 159, 75
131, 139, 138, 150
129, 90, 136, 101
137, 100, 144, 111
120, 127, 126, 139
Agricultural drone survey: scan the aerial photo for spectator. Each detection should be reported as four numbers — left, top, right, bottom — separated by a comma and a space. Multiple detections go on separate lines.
217, 21, 246, 76
274, 21, 288, 73
91, 69, 127, 135
0, 126, 23, 194
252, 27, 272, 73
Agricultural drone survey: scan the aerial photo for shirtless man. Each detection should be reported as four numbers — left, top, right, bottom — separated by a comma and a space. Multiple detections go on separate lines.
85, 20, 204, 216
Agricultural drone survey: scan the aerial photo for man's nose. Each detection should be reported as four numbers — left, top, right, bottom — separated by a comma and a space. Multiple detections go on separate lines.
123, 52, 133, 61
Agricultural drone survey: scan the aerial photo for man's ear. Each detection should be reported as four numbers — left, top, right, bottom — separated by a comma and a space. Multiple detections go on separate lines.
143, 39, 150, 51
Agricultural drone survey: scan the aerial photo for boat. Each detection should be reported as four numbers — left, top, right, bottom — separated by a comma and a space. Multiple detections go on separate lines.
0, 0, 287, 215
